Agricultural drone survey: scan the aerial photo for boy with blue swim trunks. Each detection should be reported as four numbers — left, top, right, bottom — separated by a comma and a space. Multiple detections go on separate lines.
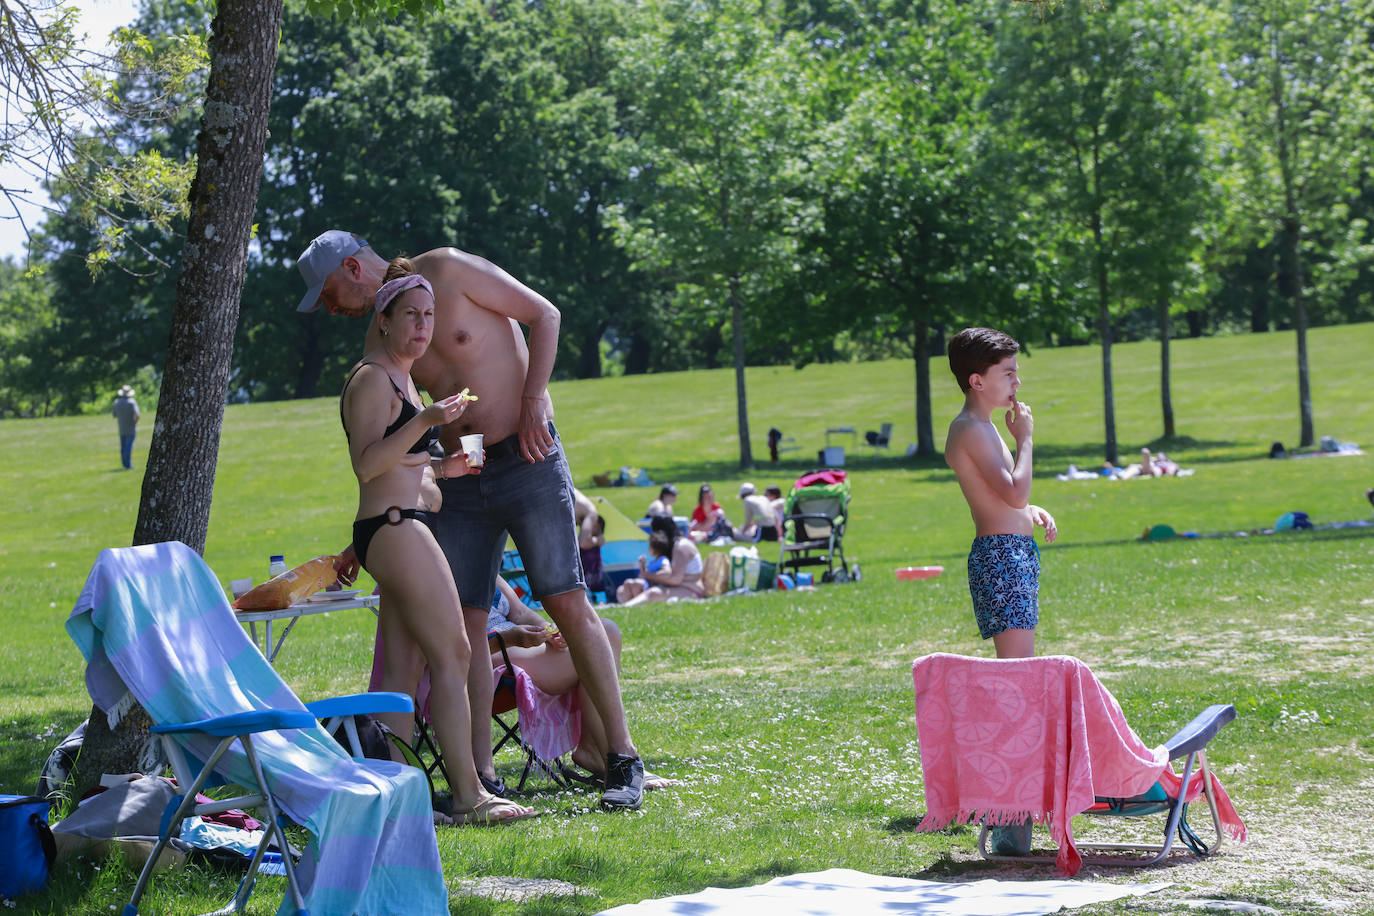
944, 327, 1058, 657
944, 327, 1058, 854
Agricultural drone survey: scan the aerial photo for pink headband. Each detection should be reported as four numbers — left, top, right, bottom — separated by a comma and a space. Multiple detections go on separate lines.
374, 274, 433, 313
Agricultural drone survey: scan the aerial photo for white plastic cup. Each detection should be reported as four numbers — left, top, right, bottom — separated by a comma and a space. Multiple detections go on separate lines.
460, 433, 484, 467
231, 578, 253, 598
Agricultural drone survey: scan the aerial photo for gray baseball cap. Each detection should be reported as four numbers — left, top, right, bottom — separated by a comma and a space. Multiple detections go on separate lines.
296, 231, 368, 312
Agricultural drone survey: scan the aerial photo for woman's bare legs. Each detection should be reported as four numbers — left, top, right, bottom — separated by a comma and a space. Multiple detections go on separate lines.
622, 585, 702, 606
498, 620, 621, 774
367, 520, 533, 821
374, 597, 425, 762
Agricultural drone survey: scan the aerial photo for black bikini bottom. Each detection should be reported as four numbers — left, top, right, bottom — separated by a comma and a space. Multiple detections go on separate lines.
353, 506, 431, 571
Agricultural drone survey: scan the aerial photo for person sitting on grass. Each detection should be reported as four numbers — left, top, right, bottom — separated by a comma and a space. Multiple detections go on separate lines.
617, 516, 705, 605
646, 484, 678, 518
688, 483, 732, 542
732, 482, 783, 542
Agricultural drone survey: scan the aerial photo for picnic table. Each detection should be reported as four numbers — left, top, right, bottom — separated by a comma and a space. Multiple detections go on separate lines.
236, 591, 379, 663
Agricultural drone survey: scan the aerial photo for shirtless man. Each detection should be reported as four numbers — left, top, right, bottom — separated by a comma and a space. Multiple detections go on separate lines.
732, 482, 781, 542
297, 230, 646, 810
943, 327, 1057, 661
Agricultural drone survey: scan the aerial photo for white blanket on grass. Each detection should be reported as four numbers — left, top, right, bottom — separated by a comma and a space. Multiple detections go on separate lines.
598, 868, 1169, 916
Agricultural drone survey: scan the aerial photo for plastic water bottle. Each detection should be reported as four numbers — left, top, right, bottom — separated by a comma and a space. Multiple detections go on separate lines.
269, 555, 287, 579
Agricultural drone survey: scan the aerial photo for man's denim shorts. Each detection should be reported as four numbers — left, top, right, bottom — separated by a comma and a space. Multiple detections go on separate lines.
433, 424, 585, 610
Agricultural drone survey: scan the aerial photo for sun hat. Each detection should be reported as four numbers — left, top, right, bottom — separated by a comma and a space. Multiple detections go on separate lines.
738, 482, 756, 498
296, 231, 368, 312
118, 385, 134, 396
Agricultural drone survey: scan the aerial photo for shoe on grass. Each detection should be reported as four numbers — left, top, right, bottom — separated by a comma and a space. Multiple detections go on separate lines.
601, 752, 645, 811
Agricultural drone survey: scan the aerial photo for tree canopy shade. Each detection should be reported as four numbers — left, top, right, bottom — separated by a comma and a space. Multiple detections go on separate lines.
1214, 0, 1374, 448
987, 0, 1219, 464
7, 0, 1374, 453
799, 0, 1027, 456
608, 0, 817, 469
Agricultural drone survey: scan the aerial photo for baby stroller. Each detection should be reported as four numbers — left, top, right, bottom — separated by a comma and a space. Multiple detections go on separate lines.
778, 469, 854, 583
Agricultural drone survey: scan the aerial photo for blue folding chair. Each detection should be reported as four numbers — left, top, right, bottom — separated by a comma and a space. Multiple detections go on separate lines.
67, 542, 446, 916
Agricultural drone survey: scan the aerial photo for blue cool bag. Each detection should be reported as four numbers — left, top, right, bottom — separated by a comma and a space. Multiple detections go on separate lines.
1, 795, 56, 899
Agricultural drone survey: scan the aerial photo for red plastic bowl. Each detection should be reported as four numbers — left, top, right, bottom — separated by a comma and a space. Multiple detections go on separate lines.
895, 566, 943, 580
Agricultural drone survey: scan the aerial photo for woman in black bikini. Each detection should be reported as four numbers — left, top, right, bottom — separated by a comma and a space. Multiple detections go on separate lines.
340, 257, 534, 826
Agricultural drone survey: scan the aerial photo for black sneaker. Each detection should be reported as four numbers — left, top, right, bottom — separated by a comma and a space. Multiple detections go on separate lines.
600, 753, 645, 811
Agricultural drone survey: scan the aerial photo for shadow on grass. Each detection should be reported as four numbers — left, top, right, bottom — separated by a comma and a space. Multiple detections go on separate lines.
592, 434, 1287, 490
0, 708, 87, 796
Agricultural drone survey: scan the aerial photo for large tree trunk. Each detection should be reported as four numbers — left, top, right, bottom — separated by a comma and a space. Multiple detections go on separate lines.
729, 276, 753, 470
1158, 293, 1175, 440
1279, 221, 1314, 448
913, 319, 935, 456
1092, 210, 1118, 466
73, 0, 284, 800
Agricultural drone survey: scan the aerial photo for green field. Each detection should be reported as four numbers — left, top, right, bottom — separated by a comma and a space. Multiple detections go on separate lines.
2, 324, 1372, 914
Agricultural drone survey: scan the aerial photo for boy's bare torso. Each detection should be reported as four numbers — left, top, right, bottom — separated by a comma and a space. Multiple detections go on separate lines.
945, 410, 1034, 538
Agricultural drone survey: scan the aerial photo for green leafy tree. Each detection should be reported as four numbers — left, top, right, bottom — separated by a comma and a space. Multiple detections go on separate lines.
609, 0, 813, 469
1215, 0, 1374, 447
802, 0, 1027, 456
989, 0, 1217, 463
0, 258, 57, 416
67, 0, 446, 800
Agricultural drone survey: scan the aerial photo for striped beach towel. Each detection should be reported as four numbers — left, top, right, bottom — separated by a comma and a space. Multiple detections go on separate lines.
67, 541, 447, 916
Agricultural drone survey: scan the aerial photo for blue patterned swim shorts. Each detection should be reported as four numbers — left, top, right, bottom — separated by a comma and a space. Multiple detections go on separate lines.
967, 534, 1040, 640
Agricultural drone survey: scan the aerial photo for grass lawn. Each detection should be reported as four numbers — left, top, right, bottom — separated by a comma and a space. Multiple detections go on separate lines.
2, 324, 1372, 914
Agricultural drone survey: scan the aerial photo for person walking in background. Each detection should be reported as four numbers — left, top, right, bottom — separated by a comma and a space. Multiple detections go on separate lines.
111, 385, 140, 470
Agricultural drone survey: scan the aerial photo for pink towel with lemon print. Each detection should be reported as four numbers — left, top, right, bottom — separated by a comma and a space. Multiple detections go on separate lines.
369, 626, 580, 764
912, 653, 1244, 876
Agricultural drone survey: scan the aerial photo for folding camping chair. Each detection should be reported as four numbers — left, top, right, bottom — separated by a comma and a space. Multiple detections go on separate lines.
501, 547, 541, 609
66, 542, 445, 916
488, 634, 574, 793
911, 653, 1246, 876
778, 469, 853, 582
371, 620, 578, 798
864, 422, 893, 450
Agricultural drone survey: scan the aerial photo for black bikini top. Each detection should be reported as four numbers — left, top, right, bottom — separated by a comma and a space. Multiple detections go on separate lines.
341, 363, 440, 455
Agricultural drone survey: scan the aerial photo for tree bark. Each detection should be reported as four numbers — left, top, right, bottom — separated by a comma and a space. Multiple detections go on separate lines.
913, 319, 934, 456
74, 0, 285, 798
1092, 210, 1117, 466
1158, 293, 1175, 440
729, 276, 753, 470
133, 0, 282, 551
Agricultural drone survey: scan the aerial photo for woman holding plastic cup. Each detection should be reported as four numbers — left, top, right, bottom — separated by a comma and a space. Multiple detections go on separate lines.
339, 256, 534, 826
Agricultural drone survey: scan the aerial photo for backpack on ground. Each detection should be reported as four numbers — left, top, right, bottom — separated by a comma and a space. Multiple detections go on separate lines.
1, 795, 56, 899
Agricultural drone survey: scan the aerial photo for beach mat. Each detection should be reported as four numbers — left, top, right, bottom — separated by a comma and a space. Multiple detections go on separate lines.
597, 868, 1168, 916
